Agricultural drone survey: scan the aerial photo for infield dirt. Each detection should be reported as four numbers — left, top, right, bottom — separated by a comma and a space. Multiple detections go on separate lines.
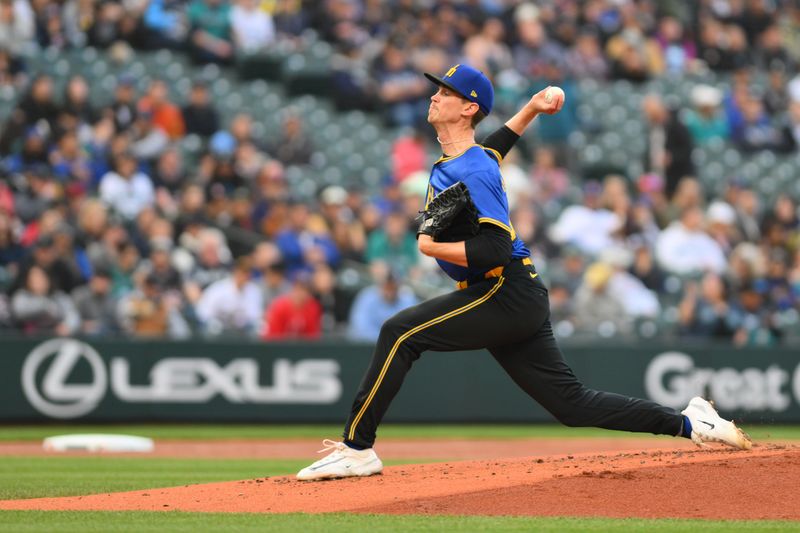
0, 440, 798, 520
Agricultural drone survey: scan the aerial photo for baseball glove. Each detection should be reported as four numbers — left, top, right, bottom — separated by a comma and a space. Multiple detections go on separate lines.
417, 181, 480, 242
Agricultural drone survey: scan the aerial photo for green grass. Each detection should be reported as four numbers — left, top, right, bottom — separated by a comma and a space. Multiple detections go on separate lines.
0, 457, 306, 500
2, 424, 799, 441
0, 512, 797, 533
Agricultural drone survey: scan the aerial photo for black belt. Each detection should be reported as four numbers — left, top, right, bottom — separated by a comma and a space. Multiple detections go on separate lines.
456, 257, 535, 289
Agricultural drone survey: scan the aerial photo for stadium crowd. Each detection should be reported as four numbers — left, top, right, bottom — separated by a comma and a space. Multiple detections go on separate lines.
1, 0, 800, 345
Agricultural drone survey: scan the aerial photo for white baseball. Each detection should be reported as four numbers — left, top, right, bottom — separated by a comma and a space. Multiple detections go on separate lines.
544, 86, 565, 104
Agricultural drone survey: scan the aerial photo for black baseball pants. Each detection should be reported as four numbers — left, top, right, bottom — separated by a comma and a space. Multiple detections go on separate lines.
343, 258, 683, 448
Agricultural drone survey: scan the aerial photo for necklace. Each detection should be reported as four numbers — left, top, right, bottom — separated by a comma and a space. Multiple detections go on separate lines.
437, 136, 474, 146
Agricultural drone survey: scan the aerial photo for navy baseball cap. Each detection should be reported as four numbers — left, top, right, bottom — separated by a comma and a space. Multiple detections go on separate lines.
425, 64, 494, 115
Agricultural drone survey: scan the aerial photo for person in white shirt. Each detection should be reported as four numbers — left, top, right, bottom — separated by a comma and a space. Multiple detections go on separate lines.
549, 180, 621, 257
98, 152, 155, 221
196, 256, 263, 337
230, 0, 275, 54
656, 206, 727, 276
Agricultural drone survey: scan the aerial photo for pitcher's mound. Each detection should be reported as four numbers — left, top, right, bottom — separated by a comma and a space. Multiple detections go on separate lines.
1, 444, 797, 520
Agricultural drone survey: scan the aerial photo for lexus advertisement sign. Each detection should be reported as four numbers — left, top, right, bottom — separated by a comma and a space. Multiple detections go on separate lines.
2, 338, 800, 422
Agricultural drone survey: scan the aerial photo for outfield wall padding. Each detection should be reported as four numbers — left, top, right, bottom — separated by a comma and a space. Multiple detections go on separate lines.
2, 337, 799, 423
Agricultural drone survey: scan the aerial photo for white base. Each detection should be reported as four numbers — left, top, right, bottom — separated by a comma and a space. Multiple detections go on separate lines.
43, 434, 154, 453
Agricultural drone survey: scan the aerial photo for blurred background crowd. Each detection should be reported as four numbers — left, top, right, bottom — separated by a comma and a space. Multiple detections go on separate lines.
1, 0, 799, 345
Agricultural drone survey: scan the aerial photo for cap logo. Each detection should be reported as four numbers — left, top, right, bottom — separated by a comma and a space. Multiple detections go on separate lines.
470, 90, 477, 97
445, 64, 460, 78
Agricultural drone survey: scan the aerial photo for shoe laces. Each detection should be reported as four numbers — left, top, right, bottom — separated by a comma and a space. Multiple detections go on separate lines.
317, 439, 348, 455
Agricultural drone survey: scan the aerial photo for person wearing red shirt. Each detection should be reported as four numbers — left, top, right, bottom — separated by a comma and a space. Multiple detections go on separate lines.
261, 271, 321, 339
138, 79, 186, 140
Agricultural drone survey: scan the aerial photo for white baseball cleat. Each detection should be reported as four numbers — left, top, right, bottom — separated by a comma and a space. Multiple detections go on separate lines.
296, 439, 383, 481
681, 397, 752, 450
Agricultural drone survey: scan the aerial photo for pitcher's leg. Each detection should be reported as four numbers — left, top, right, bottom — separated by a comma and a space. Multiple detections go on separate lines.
490, 321, 683, 436
344, 278, 508, 448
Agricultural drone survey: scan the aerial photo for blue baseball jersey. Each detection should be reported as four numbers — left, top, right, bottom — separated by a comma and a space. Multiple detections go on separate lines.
426, 145, 531, 282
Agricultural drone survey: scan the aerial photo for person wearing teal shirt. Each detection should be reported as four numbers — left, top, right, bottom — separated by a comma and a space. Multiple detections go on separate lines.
187, 0, 233, 64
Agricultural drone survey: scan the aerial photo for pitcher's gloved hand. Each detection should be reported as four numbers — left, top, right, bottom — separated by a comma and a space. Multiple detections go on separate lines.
416, 181, 480, 241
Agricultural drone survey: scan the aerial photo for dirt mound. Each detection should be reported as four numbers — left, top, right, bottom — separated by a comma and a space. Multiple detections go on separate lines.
1, 444, 797, 519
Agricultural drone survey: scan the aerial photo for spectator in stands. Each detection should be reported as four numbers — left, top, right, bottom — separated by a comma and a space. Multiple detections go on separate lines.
763, 194, 800, 251
52, 222, 90, 285
49, 130, 92, 186
656, 206, 727, 276
259, 259, 289, 310
196, 255, 262, 337
62, 75, 98, 126
565, 29, 608, 80
71, 265, 118, 335
726, 184, 762, 244
0, 48, 26, 89
755, 24, 794, 73
151, 146, 187, 194
138, 236, 182, 292
31, 0, 68, 49
574, 261, 629, 336
463, 16, 512, 77
275, 200, 340, 276
733, 282, 781, 347
697, 16, 748, 72
181, 80, 219, 137
138, 79, 185, 140
374, 42, 429, 127
607, 28, 661, 83
129, 109, 170, 161
365, 208, 417, 278
706, 200, 740, 254
99, 151, 155, 221
678, 273, 740, 340
549, 180, 620, 257
187, 0, 233, 64
642, 94, 694, 199
0, 212, 23, 288
269, 112, 313, 166
11, 263, 79, 335
529, 145, 569, 208
628, 244, 666, 293
654, 16, 696, 75
763, 249, 795, 311
0, 0, 35, 56
110, 240, 139, 298
108, 73, 138, 132
184, 227, 231, 290
602, 246, 661, 319
118, 271, 190, 338
763, 67, 790, 117
667, 176, 705, 221
390, 127, 427, 183
230, 0, 275, 54
261, 269, 321, 340
684, 84, 729, 146
732, 90, 792, 152
347, 264, 418, 342
310, 262, 342, 334
0, 75, 58, 155
142, 0, 189, 50
13, 232, 84, 294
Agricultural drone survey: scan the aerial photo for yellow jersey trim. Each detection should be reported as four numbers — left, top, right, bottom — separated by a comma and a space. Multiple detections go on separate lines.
478, 217, 517, 240
346, 276, 506, 441
434, 144, 482, 165
480, 145, 503, 164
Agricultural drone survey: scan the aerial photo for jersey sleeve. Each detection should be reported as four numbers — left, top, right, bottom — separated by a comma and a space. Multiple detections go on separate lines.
481, 125, 520, 161
461, 170, 514, 237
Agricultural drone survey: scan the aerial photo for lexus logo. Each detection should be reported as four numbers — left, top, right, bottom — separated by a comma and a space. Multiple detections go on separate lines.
22, 339, 107, 419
